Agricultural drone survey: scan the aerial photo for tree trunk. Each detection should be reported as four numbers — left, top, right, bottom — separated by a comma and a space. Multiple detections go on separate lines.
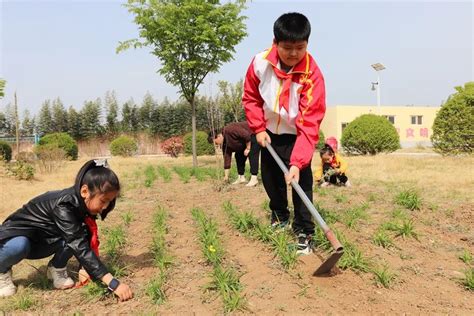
14, 92, 20, 157
191, 96, 198, 168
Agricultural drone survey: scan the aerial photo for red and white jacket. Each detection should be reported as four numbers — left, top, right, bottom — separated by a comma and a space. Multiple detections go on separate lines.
242, 45, 326, 169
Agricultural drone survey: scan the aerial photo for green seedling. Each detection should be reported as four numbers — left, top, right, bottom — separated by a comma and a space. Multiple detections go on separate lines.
173, 166, 192, 183
156, 165, 172, 182
209, 266, 246, 313
372, 264, 397, 288
462, 268, 474, 291
372, 230, 394, 249
11, 290, 37, 311
333, 193, 348, 203
395, 188, 422, 211
144, 164, 157, 187
338, 242, 371, 273
271, 231, 298, 269
103, 225, 126, 260
459, 249, 473, 265
391, 208, 409, 220
342, 203, 369, 228
394, 219, 419, 240
121, 211, 134, 226
146, 273, 167, 304
315, 202, 340, 225
82, 281, 109, 300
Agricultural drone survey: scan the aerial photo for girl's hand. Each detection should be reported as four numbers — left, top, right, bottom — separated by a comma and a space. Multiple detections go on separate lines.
78, 268, 90, 284
114, 283, 133, 302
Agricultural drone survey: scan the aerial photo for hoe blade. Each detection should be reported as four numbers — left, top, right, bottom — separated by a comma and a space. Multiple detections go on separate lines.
313, 249, 344, 276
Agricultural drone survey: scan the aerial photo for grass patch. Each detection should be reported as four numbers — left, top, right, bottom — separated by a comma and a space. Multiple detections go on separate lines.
156, 165, 172, 182
462, 268, 474, 291
393, 219, 419, 240
9, 289, 38, 311
223, 201, 298, 270
144, 164, 157, 187
146, 274, 167, 304
372, 264, 397, 288
338, 242, 371, 273
192, 207, 246, 312
372, 230, 394, 249
395, 188, 422, 211
102, 225, 126, 261
121, 211, 134, 226
341, 203, 369, 229
459, 249, 473, 265
173, 166, 192, 183
333, 192, 348, 203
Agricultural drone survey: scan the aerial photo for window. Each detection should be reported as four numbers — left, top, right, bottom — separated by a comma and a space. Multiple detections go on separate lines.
384, 115, 395, 124
411, 115, 423, 125
341, 122, 348, 132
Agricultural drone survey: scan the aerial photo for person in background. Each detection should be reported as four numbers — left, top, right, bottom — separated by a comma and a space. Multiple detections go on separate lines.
314, 138, 351, 187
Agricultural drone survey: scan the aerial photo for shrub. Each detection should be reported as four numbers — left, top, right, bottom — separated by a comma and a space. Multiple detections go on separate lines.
341, 114, 400, 155
109, 135, 138, 157
38, 132, 78, 160
15, 151, 36, 163
183, 131, 215, 156
6, 161, 35, 180
34, 144, 67, 173
431, 82, 474, 154
317, 130, 325, 150
161, 136, 184, 158
0, 141, 12, 162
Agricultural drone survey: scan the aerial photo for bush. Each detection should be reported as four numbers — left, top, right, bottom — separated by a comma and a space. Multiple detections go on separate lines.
6, 161, 35, 180
34, 144, 67, 173
0, 141, 12, 162
15, 151, 37, 163
183, 131, 215, 156
110, 135, 138, 157
317, 130, 325, 150
161, 136, 184, 158
431, 82, 474, 155
38, 132, 78, 160
341, 114, 400, 155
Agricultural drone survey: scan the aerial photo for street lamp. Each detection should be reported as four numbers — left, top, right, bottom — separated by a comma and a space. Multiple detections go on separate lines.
371, 62, 385, 112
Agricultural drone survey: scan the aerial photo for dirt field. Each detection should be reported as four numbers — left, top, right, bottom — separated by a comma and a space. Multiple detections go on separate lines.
0, 153, 473, 315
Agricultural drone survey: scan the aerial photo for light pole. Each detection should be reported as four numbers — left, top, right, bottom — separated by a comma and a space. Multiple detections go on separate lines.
371, 63, 385, 113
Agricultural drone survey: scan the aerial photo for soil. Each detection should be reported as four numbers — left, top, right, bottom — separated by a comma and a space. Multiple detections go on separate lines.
0, 156, 473, 315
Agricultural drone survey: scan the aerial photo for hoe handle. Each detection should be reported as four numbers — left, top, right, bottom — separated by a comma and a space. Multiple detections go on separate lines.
265, 142, 343, 252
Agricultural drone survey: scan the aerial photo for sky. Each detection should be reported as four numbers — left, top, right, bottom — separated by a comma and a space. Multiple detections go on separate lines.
0, 0, 472, 116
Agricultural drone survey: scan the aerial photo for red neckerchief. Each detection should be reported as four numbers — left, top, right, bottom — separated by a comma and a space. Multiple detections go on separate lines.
272, 66, 293, 114
84, 216, 100, 257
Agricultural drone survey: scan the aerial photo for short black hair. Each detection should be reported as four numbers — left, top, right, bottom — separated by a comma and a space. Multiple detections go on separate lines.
319, 144, 335, 157
273, 12, 311, 43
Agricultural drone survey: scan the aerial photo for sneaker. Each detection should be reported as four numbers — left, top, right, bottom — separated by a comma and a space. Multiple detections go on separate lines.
296, 233, 313, 255
271, 220, 289, 230
47, 266, 74, 289
245, 175, 258, 187
344, 180, 352, 187
0, 269, 17, 297
232, 175, 246, 185
320, 182, 330, 188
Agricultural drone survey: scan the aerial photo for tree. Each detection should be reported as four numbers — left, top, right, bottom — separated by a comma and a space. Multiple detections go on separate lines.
37, 100, 54, 135
81, 99, 103, 138
51, 98, 68, 133
104, 90, 119, 136
0, 112, 7, 135
139, 92, 156, 132
0, 79, 5, 99
118, 0, 247, 167
21, 110, 35, 136
67, 106, 82, 139
431, 81, 474, 154
218, 79, 244, 123
2, 103, 16, 136
121, 99, 139, 133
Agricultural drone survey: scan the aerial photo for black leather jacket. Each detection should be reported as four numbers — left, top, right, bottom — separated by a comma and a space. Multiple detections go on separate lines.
0, 187, 108, 280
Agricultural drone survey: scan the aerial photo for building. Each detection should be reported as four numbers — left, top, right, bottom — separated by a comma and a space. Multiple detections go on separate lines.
320, 105, 440, 148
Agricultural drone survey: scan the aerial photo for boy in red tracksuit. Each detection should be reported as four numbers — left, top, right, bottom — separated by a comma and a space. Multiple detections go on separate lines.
243, 12, 326, 254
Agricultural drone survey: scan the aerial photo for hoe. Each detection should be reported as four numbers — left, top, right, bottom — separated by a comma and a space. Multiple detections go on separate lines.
266, 142, 344, 275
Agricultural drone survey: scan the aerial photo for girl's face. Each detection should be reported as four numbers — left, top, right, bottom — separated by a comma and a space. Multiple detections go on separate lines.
321, 152, 334, 164
80, 185, 118, 216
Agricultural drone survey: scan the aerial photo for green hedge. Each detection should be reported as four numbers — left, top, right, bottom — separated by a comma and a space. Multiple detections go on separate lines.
0, 141, 12, 162
184, 131, 215, 156
341, 114, 400, 155
109, 135, 138, 157
38, 132, 78, 160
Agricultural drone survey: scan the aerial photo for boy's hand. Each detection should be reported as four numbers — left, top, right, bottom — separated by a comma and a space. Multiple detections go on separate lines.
223, 169, 230, 182
244, 148, 250, 156
285, 165, 300, 184
114, 283, 133, 302
256, 131, 271, 147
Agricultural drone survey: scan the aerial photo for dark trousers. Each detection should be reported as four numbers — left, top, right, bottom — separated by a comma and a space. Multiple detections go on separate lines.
322, 164, 348, 185
261, 131, 315, 235
235, 134, 261, 176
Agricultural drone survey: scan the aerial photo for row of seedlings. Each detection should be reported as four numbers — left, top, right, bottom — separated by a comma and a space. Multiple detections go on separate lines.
145, 205, 174, 304
191, 208, 246, 313
222, 201, 298, 270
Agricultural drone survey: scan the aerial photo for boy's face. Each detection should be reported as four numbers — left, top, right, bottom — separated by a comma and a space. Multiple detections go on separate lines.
274, 40, 308, 68
214, 134, 224, 146
321, 152, 334, 164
